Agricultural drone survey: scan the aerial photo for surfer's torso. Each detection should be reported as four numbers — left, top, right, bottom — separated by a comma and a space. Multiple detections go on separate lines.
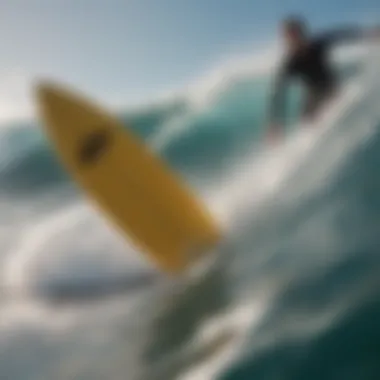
284, 36, 337, 92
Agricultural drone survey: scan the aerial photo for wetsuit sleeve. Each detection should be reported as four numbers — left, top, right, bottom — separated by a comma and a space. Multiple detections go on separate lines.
268, 63, 291, 126
319, 26, 367, 47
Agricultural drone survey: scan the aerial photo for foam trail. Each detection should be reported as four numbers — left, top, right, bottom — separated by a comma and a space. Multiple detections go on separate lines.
178, 301, 268, 380
2, 204, 87, 297
2, 199, 152, 300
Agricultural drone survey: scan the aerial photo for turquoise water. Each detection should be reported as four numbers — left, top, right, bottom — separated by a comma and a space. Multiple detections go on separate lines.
0, 48, 380, 380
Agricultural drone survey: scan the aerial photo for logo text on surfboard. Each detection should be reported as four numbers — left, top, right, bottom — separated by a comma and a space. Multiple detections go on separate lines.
78, 129, 111, 165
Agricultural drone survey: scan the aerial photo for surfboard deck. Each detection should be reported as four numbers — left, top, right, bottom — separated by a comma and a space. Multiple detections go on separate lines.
35, 81, 221, 274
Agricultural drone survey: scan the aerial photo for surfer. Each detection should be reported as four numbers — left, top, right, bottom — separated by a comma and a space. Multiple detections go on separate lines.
267, 16, 380, 141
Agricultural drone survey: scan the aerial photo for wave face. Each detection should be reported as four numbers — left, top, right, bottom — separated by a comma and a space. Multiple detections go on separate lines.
0, 46, 380, 380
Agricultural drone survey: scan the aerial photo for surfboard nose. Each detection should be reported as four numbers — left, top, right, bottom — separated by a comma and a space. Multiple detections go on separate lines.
35, 80, 102, 119
36, 80, 59, 103
35, 81, 70, 111
36, 81, 63, 116
35, 80, 89, 124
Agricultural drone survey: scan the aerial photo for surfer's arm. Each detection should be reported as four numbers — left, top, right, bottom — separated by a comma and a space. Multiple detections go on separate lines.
320, 25, 380, 46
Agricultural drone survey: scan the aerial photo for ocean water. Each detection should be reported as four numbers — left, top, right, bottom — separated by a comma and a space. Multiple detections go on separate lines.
1, 45, 380, 380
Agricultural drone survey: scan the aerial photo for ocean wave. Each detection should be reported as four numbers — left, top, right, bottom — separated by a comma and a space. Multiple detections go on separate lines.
0, 43, 379, 380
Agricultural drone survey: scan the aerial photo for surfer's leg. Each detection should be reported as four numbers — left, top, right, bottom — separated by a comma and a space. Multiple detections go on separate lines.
301, 91, 321, 122
301, 86, 336, 124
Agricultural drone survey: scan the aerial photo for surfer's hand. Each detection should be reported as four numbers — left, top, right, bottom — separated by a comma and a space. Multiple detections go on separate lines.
267, 124, 282, 144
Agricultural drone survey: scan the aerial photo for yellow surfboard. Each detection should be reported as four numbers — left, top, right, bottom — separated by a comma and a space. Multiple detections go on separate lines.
35, 81, 221, 274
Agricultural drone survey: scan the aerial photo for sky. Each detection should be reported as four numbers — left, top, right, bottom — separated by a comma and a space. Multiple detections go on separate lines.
0, 0, 378, 121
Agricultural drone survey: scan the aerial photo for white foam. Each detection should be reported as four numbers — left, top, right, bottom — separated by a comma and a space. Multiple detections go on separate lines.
0, 68, 35, 126
179, 300, 268, 380
2, 199, 151, 298
3, 203, 87, 295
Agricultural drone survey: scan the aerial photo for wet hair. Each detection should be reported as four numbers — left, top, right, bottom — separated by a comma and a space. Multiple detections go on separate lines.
282, 16, 308, 37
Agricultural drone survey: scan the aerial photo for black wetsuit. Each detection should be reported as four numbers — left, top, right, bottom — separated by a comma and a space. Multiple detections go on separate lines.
269, 27, 366, 124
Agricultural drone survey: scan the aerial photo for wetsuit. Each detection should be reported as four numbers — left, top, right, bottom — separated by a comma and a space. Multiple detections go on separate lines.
269, 27, 367, 124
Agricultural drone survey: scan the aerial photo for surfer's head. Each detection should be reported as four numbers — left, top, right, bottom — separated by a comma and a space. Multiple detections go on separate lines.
282, 16, 308, 50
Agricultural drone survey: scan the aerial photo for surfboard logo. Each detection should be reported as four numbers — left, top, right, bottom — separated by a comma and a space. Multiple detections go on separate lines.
78, 129, 111, 165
